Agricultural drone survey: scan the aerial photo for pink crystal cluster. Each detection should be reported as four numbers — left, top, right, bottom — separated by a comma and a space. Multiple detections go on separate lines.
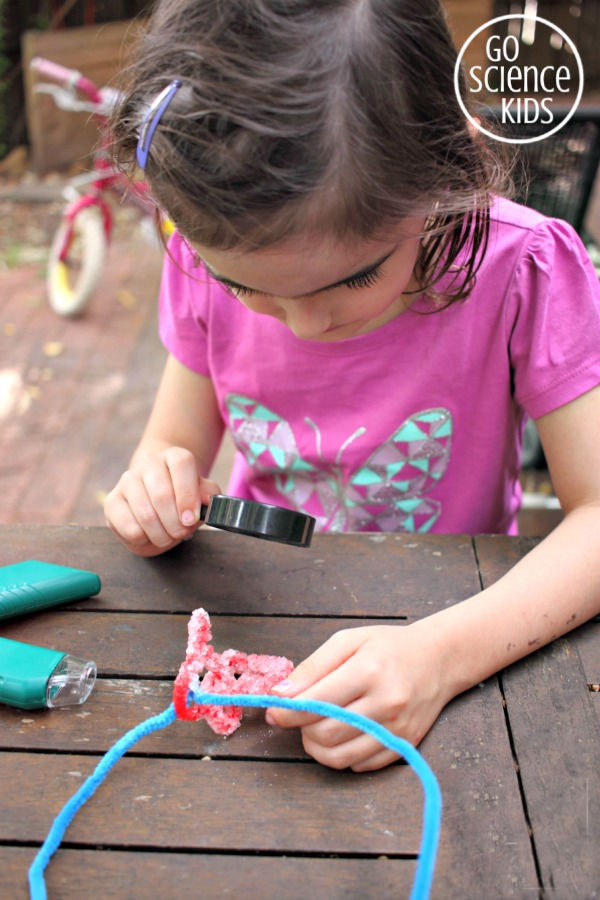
173, 607, 294, 735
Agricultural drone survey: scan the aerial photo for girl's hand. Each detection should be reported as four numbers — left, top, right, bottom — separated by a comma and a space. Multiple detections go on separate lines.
104, 446, 221, 557
267, 621, 451, 772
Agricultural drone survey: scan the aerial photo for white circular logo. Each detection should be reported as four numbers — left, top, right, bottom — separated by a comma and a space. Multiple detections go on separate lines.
454, 14, 584, 144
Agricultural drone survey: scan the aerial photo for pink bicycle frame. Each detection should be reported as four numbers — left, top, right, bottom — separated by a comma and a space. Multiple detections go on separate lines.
31, 56, 162, 265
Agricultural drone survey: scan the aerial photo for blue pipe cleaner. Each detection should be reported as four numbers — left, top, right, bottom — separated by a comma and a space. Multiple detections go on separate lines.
28, 704, 177, 900
29, 692, 441, 900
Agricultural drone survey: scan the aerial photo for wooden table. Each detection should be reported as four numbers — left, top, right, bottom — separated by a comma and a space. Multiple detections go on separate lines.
0, 525, 598, 898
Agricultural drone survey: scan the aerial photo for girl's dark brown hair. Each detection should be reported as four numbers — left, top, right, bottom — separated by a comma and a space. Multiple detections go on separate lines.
113, 0, 514, 304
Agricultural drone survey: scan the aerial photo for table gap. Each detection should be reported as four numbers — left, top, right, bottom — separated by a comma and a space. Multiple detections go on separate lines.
470, 535, 485, 591
39, 609, 409, 621
11, 839, 418, 861
0, 745, 379, 766
498, 672, 544, 894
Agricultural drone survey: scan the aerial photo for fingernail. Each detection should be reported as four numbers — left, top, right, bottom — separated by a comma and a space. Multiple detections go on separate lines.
265, 711, 276, 726
271, 680, 293, 694
181, 509, 197, 526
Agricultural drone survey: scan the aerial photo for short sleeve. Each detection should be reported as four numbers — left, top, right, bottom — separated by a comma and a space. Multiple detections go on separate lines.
506, 217, 600, 419
158, 233, 211, 376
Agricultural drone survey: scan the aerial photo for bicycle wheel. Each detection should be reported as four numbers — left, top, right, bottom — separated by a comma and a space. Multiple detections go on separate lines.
47, 205, 107, 316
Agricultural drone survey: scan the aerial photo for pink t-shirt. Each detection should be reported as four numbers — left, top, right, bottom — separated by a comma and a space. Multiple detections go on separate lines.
159, 197, 600, 534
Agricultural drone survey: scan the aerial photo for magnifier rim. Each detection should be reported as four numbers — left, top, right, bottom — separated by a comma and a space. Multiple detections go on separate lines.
203, 495, 315, 547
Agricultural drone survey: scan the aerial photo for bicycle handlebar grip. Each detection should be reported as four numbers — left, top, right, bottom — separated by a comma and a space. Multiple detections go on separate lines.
31, 56, 76, 82
30, 56, 103, 105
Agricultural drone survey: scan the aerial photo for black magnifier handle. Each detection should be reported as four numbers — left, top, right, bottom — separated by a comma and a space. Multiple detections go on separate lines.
199, 495, 315, 547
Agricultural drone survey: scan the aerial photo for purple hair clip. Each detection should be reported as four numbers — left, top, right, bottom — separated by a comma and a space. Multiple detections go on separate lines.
136, 79, 182, 170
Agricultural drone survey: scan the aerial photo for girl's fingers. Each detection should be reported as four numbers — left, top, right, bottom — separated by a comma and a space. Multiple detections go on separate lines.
162, 447, 204, 527
297, 686, 402, 751
105, 447, 217, 553
143, 458, 205, 542
105, 491, 149, 548
121, 466, 178, 547
274, 628, 367, 693
105, 485, 173, 553
268, 647, 366, 729
301, 729, 400, 772
197, 477, 223, 519
350, 746, 402, 773
300, 688, 415, 770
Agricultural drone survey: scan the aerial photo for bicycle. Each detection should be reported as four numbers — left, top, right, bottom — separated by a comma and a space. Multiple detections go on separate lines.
30, 57, 171, 316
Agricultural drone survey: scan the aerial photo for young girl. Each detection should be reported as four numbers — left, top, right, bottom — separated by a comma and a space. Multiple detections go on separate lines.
105, 0, 600, 771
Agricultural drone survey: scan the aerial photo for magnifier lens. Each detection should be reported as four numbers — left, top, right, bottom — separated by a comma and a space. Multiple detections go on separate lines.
200, 495, 315, 547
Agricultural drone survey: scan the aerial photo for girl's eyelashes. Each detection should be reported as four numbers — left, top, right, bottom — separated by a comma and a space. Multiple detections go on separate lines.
342, 265, 383, 290
223, 264, 384, 298
226, 283, 258, 298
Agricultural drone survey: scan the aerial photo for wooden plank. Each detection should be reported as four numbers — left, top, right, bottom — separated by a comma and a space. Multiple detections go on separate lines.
0, 612, 401, 677
0, 670, 517, 767
22, 21, 144, 172
428, 681, 538, 898
568, 619, 600, 684
0, 677, 308, 760
0, 847, 416, 899
0, 753, 423, 854
502, 639, 600, 896
0, 682, 537, 896
0, 525, 481, 617
473, 533, 540, 585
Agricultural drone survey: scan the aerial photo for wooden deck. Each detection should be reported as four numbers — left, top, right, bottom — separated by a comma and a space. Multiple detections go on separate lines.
0, 204, 241, 528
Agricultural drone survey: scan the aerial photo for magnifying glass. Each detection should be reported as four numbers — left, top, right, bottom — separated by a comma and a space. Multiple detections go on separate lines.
200, 495, 315, 547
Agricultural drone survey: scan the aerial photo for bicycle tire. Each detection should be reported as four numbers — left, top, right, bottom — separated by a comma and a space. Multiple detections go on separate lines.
47, 205, 107, 316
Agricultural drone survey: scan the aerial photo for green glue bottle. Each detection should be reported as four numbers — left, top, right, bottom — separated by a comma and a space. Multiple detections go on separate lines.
0, 637, 97, 710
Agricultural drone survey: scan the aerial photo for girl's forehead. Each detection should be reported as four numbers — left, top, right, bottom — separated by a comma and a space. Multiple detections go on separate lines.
196, 247, 363, 300
191, 218, 424, 294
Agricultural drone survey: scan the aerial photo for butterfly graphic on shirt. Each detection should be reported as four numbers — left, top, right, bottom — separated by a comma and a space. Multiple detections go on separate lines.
225, 394, 453, 533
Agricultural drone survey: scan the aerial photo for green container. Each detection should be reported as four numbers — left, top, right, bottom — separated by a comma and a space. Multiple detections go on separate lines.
0, 637, 96, 709
0, 560, 101, 620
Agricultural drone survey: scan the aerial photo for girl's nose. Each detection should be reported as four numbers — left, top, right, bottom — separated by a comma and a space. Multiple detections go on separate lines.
277, 297, 332, 340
